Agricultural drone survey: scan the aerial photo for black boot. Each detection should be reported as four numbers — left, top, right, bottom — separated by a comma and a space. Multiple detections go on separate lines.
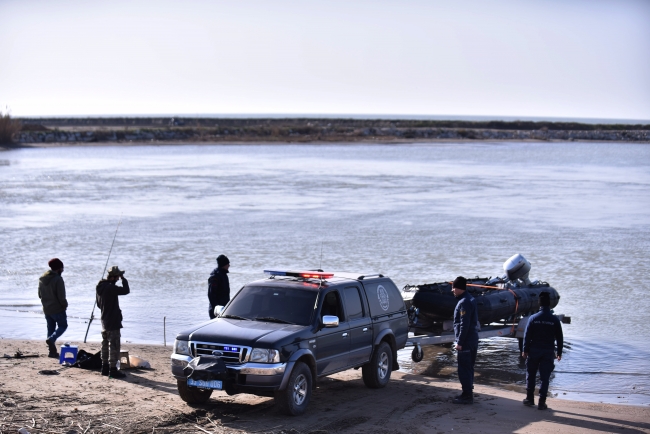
46, 339, 59, 358
453, 392, 473, 404
538, 397, 547, 410
101, 364, 110, 376
523, 390, 535, 406
109, 367, 126, 379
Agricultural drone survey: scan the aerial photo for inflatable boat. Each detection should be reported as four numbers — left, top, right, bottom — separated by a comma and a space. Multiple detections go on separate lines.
402, 254, 560, 328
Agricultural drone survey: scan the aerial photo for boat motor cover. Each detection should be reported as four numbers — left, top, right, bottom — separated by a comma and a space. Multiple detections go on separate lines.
183, 355, 228, 381
504, 254, 531, 281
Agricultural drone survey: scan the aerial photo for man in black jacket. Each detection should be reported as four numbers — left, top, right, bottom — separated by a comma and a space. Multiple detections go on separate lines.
522, 291, 564, 410
96, 266, 130, 378
208, 254, 230, 319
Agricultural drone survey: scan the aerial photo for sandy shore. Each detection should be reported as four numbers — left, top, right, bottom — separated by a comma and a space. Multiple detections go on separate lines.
1, 339, 648, 434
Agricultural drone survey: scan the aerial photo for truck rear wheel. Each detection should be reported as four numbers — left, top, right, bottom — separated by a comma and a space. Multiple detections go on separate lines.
362, 342, 392, 389
275, 361, 312, 416
177, 379, 213, 404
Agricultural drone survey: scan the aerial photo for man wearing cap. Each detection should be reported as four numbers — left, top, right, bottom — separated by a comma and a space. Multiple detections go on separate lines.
522, 291, 563, 410
96, 266, 130, 378
38, 258, 68, 358
208, 254, 230, 319
451, 276, 480, 404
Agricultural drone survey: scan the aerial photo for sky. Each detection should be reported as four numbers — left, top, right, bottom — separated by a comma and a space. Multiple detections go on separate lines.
1, 0, 649, 121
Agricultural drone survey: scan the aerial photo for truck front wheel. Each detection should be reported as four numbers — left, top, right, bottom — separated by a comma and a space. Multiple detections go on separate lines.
275, 361, 312, 416
362, 342, 392, 389
177, 379, 213, 404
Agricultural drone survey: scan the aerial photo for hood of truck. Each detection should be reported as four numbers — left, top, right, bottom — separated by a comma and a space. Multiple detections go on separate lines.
185, 318, 306, 346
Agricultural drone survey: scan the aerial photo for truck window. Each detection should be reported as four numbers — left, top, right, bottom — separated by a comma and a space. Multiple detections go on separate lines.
363, 280, 406, 317
321, 290, 344, 320
342, 286, 364, 320
224, 285, 318, 326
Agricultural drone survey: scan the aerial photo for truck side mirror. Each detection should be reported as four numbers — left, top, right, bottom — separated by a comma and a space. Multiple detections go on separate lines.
322, 315, 339, 328
214, 305, 224, 317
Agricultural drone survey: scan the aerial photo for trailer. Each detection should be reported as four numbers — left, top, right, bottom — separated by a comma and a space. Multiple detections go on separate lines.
405, 314, 571, 362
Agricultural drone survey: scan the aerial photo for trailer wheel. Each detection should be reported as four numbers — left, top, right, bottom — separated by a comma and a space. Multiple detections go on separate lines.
411, 344, 424, 363
177, 379, 213, 404
362, 342, 392, 389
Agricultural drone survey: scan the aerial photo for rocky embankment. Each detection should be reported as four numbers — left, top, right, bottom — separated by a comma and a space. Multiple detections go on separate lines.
11, 117, 650, 144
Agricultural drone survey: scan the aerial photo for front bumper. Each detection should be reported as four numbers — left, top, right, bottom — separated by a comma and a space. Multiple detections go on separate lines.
171, 353, 292, 392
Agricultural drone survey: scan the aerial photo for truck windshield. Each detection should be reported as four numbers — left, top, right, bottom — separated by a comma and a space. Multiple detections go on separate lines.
223, 285, 317, 326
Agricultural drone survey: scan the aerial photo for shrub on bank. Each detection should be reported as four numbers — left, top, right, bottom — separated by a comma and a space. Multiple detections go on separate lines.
0, 111, 22, 144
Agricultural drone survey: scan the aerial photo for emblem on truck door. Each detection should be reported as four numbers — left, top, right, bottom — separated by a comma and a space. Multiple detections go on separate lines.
377, 285, 390, 311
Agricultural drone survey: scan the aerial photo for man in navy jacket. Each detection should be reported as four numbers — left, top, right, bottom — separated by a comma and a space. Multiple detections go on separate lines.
522, 291, 564, 410
452, 276, 480, 404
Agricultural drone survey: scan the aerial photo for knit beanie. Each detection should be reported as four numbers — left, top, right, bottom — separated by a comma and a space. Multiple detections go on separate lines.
539, 291, 551, 307
217, 254, 230, 267
452, 276, 467, 291
48, 258, 63, 270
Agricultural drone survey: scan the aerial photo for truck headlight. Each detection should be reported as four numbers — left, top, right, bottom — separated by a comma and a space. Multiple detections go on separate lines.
250, 348, 280, 363
174, 339, 191, 356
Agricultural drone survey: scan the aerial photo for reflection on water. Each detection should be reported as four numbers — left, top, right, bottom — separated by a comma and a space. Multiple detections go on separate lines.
1, 142, 649, 405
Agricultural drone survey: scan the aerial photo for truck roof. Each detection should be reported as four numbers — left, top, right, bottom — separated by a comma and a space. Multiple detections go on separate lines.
246, 271, 387, 291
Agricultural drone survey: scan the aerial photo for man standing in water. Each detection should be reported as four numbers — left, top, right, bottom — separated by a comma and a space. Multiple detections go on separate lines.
96, 266, 130, 378
522, 291, 563, 410
38, 258, 68, 358
208, 254, 230, 319
452, 276, 480, 404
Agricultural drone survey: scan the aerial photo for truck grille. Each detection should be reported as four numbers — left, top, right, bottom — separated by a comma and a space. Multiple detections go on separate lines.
191, 341, 251, 365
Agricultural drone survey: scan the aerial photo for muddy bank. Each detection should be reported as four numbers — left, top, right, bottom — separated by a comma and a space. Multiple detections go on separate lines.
1, 339, 648, 433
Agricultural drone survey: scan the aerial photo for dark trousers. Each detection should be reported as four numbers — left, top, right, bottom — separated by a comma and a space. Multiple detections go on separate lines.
526, 349, 555, 398
101, 329, 121, 368
209, 305, 216, 319
45, 311, 68, 344
457, 339, 478, 395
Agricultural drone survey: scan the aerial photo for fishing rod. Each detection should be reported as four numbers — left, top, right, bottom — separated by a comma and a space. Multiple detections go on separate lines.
83, 216, 122, 343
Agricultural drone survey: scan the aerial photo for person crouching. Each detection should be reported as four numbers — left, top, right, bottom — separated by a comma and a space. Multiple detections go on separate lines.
96, 266, 130, 378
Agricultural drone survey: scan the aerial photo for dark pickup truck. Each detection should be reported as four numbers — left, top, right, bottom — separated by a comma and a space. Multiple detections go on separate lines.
171, 270, 408, 415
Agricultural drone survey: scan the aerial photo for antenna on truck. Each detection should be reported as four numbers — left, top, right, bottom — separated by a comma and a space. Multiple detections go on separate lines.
319, 242, 323, 270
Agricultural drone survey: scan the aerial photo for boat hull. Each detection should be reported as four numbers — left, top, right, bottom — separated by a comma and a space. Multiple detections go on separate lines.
409, 278, 560, 325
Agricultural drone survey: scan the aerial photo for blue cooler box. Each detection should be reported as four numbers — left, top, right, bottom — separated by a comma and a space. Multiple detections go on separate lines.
59, 344, 78, 364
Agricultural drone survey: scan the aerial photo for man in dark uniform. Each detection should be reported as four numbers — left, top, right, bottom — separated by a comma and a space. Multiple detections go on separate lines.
38, 258, 68, 358
452, 276, 480, 404
522, 291, 563, 410
208, 254, 230, 319
96, 266, 130, 378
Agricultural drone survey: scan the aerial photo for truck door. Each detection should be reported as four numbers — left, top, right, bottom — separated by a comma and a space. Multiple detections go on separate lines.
342, 285, 373, 366
314, 289, 351, 375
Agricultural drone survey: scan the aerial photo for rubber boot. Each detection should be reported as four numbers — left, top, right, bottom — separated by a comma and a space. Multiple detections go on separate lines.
109, 367, 126, 379
538, 397, 547, 410
523, 390, 535, 406
101, 364, 110, 376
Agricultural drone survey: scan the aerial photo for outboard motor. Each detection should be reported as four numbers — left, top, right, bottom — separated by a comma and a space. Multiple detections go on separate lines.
504, 254, 531, 286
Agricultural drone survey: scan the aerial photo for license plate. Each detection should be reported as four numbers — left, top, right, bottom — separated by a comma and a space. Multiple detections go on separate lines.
187, 378, 223, 390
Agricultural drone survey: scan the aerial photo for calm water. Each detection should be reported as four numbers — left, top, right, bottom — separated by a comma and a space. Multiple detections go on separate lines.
1, 142, 649, 405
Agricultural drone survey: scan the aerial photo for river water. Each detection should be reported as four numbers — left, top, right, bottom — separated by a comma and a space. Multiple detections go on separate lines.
1, 142, 648, 406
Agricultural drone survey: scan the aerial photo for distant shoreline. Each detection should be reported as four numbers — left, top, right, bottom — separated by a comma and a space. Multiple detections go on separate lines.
5, 116, 650, 147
